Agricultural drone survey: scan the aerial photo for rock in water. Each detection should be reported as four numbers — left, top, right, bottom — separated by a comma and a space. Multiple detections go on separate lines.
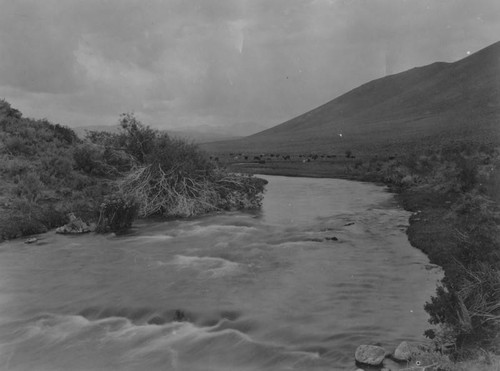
355, 345, 386, 365
24, 237, 38, 244
393, 341, 431, 361
394, 341, 412, 361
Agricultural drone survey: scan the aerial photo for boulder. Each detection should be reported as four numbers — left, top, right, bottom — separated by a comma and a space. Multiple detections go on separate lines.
355, 344, 386, 366
394, 341, 412, 361
24, 237, 38, 244
393, 341, 430, 361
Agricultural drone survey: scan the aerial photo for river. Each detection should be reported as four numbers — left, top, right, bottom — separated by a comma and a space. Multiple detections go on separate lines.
0, 175, 440, 371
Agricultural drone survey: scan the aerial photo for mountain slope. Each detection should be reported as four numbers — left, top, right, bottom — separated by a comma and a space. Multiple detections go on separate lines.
203, 41, 500, 154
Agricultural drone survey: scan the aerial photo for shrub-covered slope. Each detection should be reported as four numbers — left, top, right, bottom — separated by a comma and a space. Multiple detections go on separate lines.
0, 100, 113, 239
0, 101, 265, 240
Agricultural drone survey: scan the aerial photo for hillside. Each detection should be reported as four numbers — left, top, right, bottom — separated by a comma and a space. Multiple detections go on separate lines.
202, 41, 500, 155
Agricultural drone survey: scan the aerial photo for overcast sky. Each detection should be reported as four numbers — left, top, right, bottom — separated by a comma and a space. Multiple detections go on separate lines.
0, 0, 499, 135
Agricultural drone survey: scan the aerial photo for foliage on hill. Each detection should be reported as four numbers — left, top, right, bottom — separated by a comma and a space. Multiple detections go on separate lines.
0, 100, 266, 239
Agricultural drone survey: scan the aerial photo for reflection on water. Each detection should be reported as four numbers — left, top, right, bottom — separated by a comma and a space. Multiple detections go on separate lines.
0, 175, 440, 371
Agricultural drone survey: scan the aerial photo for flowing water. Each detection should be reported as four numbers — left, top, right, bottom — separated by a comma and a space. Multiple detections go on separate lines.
0, 175, 441, 371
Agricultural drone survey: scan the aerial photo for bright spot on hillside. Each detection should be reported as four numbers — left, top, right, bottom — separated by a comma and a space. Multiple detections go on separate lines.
466, 51, 471, 55
339, 133, 343, 137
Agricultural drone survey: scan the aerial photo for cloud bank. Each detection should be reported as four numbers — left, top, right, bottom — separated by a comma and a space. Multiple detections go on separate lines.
0, 0, 499, 135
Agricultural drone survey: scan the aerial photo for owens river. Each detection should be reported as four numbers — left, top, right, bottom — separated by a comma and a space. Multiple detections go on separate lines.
0, 175, 440, 371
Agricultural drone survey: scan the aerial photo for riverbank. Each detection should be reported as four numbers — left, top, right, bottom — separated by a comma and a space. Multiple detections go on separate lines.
224, 148, 500, 370
396, 189, 457, 269
396, 189, 500, 371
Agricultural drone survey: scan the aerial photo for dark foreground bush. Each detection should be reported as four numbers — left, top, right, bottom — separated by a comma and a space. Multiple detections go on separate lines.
96, 194, 139, 233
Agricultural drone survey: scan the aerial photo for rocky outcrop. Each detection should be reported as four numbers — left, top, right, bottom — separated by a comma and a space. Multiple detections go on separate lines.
355, 344, 386, 366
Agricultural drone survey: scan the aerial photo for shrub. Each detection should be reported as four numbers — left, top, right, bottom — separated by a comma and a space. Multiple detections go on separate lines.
102, 147, 134, 173
85, 130, 119, 147
456, 157, 478, 192
0, 99, 22, 119
450, 192, 499, 265
42, 155, 74, 179
73, 145, 97, 174
14, 173, 44, 207
117, 113, 156, 163
96, 194, 139, 233
74, 144, 128, 177
0, 157, 31, 177
52, 124, 78, 144
426, 263, 500, 352
4, 136, 32, 156
147, 134, 214, 178
112, 115, 266, 218
37, 206, 68, 229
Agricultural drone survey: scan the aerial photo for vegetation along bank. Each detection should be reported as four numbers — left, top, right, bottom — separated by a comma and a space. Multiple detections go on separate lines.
220, 142, 500, 370
0, 99, 266, 240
